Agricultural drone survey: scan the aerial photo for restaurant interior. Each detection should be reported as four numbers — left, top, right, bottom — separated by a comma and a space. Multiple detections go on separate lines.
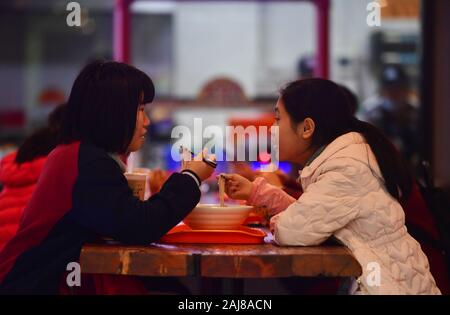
0, 0, 449, 296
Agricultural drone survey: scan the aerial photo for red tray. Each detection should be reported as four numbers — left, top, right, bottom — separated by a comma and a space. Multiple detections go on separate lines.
160, 224, 266, 244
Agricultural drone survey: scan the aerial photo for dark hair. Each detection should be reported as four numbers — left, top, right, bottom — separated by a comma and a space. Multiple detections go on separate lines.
339, 85, 358, 116
15, 104, 67, 164
280, 78, 412, 204
60, 60, 155, 153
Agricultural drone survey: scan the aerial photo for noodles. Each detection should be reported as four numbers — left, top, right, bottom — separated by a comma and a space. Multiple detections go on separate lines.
218, 174, 225, 207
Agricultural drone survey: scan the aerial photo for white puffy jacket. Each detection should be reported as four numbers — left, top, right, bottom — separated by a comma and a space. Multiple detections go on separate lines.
248, 132, 441, 295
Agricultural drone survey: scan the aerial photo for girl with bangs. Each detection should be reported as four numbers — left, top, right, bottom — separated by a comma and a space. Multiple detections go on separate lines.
0, 61, 215, 294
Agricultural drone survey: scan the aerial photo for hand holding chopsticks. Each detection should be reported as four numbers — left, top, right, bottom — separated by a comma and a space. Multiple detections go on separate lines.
219, 173, 253, 201
179, 146, 217, 169
180, 146, 216, 182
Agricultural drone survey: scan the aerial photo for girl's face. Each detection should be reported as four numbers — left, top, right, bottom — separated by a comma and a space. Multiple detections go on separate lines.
127, 104, 150, 152
274, 98, 315, 165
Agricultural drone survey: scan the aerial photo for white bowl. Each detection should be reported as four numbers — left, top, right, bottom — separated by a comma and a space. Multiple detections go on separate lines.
183, 204, 253, 230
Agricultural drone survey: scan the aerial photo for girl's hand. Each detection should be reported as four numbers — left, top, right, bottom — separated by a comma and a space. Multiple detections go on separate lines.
220, 173, 253, 201
182, 149, 216, 182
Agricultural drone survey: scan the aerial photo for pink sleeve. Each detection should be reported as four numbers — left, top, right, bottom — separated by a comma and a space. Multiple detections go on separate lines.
246, 177, 297, 216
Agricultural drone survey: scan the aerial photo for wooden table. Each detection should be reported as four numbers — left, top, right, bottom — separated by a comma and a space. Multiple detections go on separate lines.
80, 235, 362, 281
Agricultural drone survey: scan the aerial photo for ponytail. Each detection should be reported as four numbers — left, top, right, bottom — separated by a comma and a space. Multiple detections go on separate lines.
350, 118, 412, 205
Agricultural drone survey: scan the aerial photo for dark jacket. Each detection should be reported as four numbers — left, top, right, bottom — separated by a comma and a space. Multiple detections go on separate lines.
0, 141, 200, 294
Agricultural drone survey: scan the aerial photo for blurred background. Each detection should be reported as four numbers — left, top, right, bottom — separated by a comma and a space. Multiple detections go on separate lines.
0, 0, 448, 194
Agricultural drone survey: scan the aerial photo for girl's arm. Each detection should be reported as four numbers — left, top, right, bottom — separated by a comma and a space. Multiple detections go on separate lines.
247, 177, 297, 216
68, 154, 200, 244
273, 163, 361, 246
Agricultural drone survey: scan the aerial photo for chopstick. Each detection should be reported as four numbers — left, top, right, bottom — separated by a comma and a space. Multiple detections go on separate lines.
218, 174, 225, 207
179, 146, 217, 169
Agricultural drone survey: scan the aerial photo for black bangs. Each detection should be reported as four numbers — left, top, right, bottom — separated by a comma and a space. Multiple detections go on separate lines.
140, 71, 155, 104
121, 64, 155, 105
